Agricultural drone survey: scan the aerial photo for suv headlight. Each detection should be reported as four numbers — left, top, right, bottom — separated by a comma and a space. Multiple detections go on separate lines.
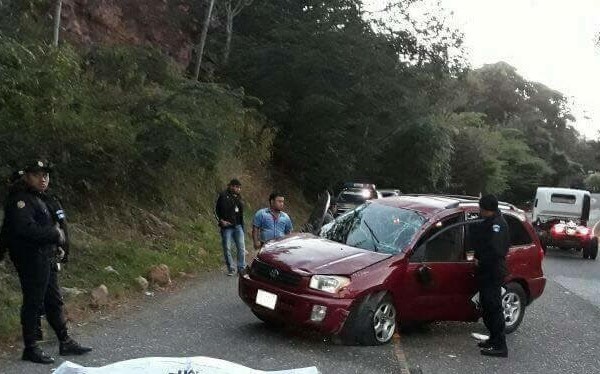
309, 275, 350, 294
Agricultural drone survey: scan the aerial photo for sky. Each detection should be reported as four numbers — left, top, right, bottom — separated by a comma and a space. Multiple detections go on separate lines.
367, 0, 600, 139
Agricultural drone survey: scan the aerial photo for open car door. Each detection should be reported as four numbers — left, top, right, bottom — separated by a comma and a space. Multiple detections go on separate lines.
300, 191, 330, 235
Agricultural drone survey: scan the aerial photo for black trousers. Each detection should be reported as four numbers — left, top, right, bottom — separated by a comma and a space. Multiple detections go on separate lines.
479, 281, 506, 349
12, 254, 68, 347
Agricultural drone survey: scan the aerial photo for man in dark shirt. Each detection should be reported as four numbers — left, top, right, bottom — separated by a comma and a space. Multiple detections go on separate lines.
474, 194, 510, 358
215, 179, 246, 276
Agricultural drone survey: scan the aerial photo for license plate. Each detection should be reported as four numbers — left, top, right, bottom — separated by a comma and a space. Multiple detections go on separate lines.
256, 289, 277, 310
566, 229, 576, 235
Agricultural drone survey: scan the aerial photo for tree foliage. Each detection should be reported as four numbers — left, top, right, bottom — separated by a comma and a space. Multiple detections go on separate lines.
0, 36, 273, 206
225, 1, 598, 202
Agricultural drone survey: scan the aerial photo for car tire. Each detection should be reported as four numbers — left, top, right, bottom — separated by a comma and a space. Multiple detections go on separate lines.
503, 282, 527, 334
252, 310, 284, 328
588, 237, 598, 260
581, 244, 590, 260
340, 293, 397, 346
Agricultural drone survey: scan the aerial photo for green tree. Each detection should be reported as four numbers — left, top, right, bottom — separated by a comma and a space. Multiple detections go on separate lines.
585, 173, 600, 193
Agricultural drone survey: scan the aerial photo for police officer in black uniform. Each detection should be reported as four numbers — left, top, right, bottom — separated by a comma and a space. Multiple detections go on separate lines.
1, 160, 92, 364
474, 194, 509, 358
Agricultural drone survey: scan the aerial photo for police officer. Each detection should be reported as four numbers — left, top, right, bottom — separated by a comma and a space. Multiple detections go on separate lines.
474, 194, 509, 358
1, 160, 92, 364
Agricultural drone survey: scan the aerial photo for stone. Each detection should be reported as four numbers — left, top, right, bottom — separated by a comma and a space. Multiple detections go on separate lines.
104, 266, 120, 275
90, 285, 109, 307
135, 276, 149, 291
147, 264, 171, 287
61, 287, 86, 298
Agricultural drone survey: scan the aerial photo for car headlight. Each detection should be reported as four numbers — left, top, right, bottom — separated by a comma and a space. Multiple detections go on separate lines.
309, 275, 351, 294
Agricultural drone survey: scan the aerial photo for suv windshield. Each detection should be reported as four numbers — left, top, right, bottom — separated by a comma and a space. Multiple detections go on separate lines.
320, 203, 425, 254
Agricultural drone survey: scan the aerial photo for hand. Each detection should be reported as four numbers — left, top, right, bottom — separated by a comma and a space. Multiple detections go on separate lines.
55, 224, 66, 245
253, 241, 263, 250
57, 247, 66, 261
220, 220, 232, 227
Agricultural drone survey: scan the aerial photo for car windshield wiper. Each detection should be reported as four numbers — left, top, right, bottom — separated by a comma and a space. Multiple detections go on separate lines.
362, 219, 380, 252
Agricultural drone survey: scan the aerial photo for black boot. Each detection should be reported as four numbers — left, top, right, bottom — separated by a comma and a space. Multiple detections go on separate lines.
480, 345, 508, 358
59, 338, 93, 356
477, 339, 493, 349
34, 325, 43, 341
22, 346, 55, 364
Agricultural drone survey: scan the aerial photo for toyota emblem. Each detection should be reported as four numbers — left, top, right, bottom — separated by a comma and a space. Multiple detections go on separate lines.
269, 268, 279, 279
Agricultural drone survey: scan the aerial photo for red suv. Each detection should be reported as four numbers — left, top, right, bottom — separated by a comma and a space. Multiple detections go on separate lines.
239, 195, 546, 345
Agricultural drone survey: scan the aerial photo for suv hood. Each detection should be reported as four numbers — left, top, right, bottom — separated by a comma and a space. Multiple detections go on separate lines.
256, 234, 392, 276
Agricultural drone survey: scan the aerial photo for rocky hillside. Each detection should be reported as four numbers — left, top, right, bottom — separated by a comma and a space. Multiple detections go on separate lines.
61, 0, 199, 66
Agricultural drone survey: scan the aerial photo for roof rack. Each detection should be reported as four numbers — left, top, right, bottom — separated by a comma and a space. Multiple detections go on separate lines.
400, 194, 522, 212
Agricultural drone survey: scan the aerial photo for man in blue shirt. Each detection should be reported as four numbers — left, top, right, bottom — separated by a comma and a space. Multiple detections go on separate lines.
252, 192, 293, 249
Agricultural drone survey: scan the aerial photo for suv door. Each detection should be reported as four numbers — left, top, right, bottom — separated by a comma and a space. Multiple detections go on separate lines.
399, 214, 479, 322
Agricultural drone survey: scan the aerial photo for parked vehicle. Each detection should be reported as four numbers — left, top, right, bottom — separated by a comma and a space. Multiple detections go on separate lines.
532, 187, 598, 259
378, 189, 402, 198
239, 195, 546, 345
334, 182, 380, 217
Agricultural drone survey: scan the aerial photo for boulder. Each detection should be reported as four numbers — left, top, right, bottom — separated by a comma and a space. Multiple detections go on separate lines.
61, 287, 86, 298
90, 285, 109, 307
147, 264, 171, 287
135, 276, 149, 291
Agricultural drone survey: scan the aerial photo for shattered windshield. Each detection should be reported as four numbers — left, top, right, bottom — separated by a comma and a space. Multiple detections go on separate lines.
320, 203, 425, 254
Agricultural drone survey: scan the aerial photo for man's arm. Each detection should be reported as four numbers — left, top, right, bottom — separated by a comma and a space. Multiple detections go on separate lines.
285, 216, 293, 234
11, 195, 61, 245
215, 193, 231, 227
252, 226, 262, 250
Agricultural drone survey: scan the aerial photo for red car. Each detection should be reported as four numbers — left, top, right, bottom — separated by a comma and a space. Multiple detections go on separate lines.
239, 195, 546, 345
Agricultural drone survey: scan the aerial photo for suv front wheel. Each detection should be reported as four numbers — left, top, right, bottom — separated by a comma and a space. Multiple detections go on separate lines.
340, 293, 397, 346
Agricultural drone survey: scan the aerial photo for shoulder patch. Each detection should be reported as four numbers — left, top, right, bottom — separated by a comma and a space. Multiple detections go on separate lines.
492, 224, 501, 233
17, 201, 26, 209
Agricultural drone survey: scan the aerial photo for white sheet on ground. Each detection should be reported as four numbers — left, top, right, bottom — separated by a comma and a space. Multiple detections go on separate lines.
53, 356, 320, 374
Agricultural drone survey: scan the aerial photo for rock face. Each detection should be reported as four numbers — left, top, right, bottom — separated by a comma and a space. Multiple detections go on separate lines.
147, 264, 171, 287
90, 284, 109, 307
61, 0, 199, 66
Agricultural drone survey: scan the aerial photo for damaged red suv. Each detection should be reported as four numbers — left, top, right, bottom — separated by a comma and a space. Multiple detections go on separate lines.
239, 195, 546, 345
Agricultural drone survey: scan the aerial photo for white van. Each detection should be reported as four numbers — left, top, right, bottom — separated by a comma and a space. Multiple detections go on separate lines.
532, 187, 591, 225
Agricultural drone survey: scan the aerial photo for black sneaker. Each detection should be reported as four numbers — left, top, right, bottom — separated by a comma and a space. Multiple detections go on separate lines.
22, 346, 55, 364
480, 346, 508, 358
60, 339, 93, 356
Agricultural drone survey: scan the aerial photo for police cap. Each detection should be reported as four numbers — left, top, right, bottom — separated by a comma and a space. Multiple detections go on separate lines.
22, 159, 53, 174
479, 194, 499, 211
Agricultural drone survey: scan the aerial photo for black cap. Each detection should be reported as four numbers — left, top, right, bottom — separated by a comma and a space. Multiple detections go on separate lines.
228, 178, 241, 187
479, 194, 499, 211
22, 160, 52, 174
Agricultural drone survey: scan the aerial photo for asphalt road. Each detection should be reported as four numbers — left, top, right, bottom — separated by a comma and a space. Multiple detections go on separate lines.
1, 229, 600, 373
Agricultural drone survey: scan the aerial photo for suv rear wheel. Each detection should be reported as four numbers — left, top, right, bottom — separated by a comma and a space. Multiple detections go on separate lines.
587, 237, 598, 260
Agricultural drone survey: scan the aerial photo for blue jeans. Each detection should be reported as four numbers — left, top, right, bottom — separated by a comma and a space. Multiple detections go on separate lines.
221, 225, 246, 272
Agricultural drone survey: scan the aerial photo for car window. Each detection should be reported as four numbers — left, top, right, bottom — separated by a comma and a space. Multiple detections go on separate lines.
411, 215, 465, 263
551, 194, 576, 204
504, 215, 533, 246
320, 203, 425, 254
